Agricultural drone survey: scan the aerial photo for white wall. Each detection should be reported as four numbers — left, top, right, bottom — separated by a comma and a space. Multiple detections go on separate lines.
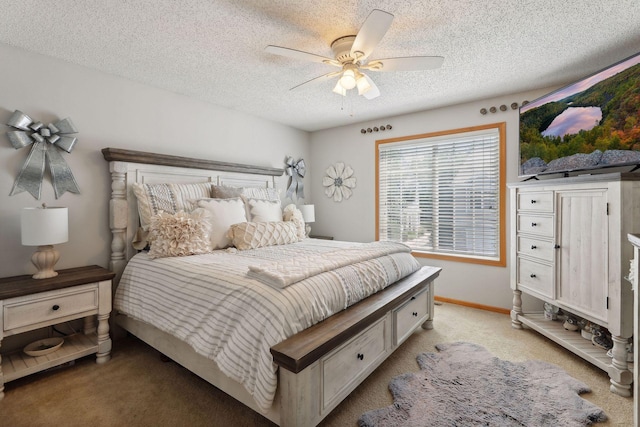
309, 89, 555, 310
0, 43, 310, 278
0, 42, 556, 311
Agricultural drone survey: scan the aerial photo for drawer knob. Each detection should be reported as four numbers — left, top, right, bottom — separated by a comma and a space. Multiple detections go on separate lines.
410, 296, 416, 301
530, 200, 537, 204
530, 245, 537, 249
52, 304, 60, 311
530, 274, 536, 278
357, 353, 364, 361
554, 244, 560, 249
531, 222, 537, 227
412, 311, 418, 317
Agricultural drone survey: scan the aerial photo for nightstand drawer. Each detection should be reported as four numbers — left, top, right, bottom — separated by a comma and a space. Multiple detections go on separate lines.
3, 284, 98, 333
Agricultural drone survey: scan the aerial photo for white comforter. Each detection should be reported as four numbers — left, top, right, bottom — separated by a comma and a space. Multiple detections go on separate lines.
115, 239, 420, 411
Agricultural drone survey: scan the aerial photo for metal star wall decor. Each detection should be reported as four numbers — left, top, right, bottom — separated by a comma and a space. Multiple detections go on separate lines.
6, 110, 80, 199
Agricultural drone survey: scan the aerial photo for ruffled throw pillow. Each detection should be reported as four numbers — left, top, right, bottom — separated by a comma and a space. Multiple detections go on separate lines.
147, 210, 212, 259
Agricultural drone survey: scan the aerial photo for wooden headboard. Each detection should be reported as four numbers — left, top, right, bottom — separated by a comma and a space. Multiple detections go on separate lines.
102, 148, 284, 284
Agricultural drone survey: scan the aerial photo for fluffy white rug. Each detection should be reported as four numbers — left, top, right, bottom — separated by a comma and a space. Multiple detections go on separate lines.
359, 342, 607, 426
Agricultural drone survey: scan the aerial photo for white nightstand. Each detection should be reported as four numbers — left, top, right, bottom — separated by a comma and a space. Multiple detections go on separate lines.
0, 265, 114, 400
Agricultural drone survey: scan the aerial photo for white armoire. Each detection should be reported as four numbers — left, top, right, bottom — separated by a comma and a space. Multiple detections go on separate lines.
510, 173, 640, 397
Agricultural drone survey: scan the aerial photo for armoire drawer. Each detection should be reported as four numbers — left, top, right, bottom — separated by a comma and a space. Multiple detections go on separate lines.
517, 257, 553, 298
517, 236, 555, 262
517, 191, 553, 213
517, 214, 554, 238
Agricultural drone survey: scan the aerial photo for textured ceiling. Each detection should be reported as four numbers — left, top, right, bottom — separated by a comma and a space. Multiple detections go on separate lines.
0, 1, 639, 132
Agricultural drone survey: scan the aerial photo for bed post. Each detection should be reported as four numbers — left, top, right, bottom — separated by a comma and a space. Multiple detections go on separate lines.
421, 283, 435, 330
109, 161, 129, 285
279, 368, 315, 427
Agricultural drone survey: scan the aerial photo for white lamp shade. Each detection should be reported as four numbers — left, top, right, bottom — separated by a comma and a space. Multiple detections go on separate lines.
21, 207, 69, 246
339, 69, 356, 90
332, 81, 347, 96
357, 74, 372, 95
300, 204, 315, 223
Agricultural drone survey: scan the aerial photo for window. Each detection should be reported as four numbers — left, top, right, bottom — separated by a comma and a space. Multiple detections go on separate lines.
376, 123, 506, 266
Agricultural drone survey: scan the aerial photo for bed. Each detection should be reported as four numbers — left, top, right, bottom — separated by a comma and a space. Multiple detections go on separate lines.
102, 147, 441, 427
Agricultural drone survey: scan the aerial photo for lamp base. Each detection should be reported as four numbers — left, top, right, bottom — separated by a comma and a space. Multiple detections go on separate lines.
305, 224, 311, 238
31, 245, 60, 279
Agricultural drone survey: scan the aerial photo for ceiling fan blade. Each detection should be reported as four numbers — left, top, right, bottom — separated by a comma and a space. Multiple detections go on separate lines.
361, 74, 380, 99
265, 45, 341, 67
364, 56, 444, 72
350, 9, 394, 61
290, 71, 341, 91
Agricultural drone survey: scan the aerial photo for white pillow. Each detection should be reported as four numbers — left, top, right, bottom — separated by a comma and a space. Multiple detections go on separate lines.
246, 198, 282, 223
283, 204, 306, 240
197, 198, 247, 249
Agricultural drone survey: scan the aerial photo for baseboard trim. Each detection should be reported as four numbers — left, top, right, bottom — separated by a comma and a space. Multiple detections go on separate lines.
435, 296, 510, 315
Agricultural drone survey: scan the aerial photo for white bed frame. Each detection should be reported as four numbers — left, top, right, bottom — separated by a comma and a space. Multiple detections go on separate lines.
102, 148, 441, 427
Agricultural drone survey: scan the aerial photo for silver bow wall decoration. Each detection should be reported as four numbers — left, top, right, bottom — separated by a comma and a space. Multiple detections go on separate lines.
6, 110, 80, 199
285, 156, 306, 200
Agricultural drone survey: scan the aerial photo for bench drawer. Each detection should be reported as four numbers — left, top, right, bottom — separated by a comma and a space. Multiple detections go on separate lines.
393, 288, 429, 346
322, 316, 388, 410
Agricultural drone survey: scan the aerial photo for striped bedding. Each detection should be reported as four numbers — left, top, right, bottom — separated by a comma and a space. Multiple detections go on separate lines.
115, 239, 420, 411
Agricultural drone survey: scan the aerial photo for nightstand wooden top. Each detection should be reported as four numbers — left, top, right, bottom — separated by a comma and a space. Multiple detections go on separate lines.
0, 265, 115, 300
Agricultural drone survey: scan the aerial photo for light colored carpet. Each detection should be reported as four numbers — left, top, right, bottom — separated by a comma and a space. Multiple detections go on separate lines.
358, 341, 606, 426
0, 303, 632, 426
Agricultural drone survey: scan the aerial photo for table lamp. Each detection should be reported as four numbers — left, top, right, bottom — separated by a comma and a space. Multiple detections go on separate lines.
21, 205, 68, 279
299, 204, 315, 237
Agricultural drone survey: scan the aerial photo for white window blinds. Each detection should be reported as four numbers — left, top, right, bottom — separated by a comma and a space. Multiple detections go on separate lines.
377, 125, 503, 263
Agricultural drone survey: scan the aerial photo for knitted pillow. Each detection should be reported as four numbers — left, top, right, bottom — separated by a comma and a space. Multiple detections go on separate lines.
229, 221, 299, 250
132, 182, 213, 230
147, 210, 212, 259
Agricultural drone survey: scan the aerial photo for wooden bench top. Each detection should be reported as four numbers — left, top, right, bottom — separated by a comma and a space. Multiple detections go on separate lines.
270, 266, 441, 373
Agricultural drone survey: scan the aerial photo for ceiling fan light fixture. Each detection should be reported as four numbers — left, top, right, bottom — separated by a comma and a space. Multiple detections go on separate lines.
356, 74, 371, 95
332, 81, 347, 96
339, 69, 357, 90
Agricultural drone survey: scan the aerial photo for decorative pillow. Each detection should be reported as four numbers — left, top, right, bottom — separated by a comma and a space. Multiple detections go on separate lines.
229, 221, 299, 250
212, 185, 279, 202
147, 210, 212, 259
283, 204, 306, 239
132, 182, 213, 230
197, 198, 247, 249
246, 198, 283, 223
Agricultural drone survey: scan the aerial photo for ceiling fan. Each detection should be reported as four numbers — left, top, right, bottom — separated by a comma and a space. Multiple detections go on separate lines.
265, 9, 444, 99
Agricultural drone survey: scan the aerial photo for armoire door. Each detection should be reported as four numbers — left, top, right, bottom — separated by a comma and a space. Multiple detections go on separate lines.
555, 189, 609, 323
